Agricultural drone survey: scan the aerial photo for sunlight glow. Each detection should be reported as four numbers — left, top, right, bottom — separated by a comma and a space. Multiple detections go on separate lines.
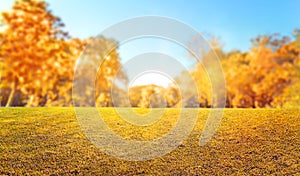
129, 71, 174, 88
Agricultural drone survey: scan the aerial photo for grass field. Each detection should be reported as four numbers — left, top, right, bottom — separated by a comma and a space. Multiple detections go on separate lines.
0, 108, 299, 175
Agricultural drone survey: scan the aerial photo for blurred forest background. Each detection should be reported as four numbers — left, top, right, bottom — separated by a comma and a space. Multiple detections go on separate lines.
0, 0, 300, 108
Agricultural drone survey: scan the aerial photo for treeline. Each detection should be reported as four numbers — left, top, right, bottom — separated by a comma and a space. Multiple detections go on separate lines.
185, 33, 300, 108
0, 0, 123, 107
129, 33, 300, 108
0, 0, 299, 108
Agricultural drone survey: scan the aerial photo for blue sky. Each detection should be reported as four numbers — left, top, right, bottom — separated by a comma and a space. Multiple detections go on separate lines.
62, 1, 299, 52
1, 0, 299, 52
46, 0, 300, 52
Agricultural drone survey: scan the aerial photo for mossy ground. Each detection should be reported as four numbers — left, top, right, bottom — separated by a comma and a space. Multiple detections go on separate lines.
0, 108, 299, 175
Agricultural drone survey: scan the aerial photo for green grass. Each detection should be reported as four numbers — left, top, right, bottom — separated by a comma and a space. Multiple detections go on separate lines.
0, 108, 299, 175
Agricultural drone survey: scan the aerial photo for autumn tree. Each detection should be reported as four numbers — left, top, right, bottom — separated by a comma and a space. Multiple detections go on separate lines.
222, 34, 298, 108
247, 34, 295, 107
164, 86, 180, 107
273, 72, 300, 108
73, 36, 127, 107
174, 70, 198, 107
191, 64, 213, 107
129, 85, 164, 108
272, 32, 300, 107
221, 51, 253, 107
0, 0, 83, 107
188, 34, 225, 108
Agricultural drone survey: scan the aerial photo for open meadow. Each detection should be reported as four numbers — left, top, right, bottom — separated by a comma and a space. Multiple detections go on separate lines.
0, 108, 299, 175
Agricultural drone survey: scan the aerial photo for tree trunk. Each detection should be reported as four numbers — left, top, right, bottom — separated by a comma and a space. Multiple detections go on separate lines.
26, 94, 34, 107
251, 97, 256, 108
5, 84, 15, 107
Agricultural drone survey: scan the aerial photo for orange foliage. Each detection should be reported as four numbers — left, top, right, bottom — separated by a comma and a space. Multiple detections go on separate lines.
73, 36, 127, 107
0, 0, 83, 107
190, 34, 300, 108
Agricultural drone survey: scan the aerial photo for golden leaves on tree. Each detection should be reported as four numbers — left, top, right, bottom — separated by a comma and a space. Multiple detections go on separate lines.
0, 0, 83, 107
